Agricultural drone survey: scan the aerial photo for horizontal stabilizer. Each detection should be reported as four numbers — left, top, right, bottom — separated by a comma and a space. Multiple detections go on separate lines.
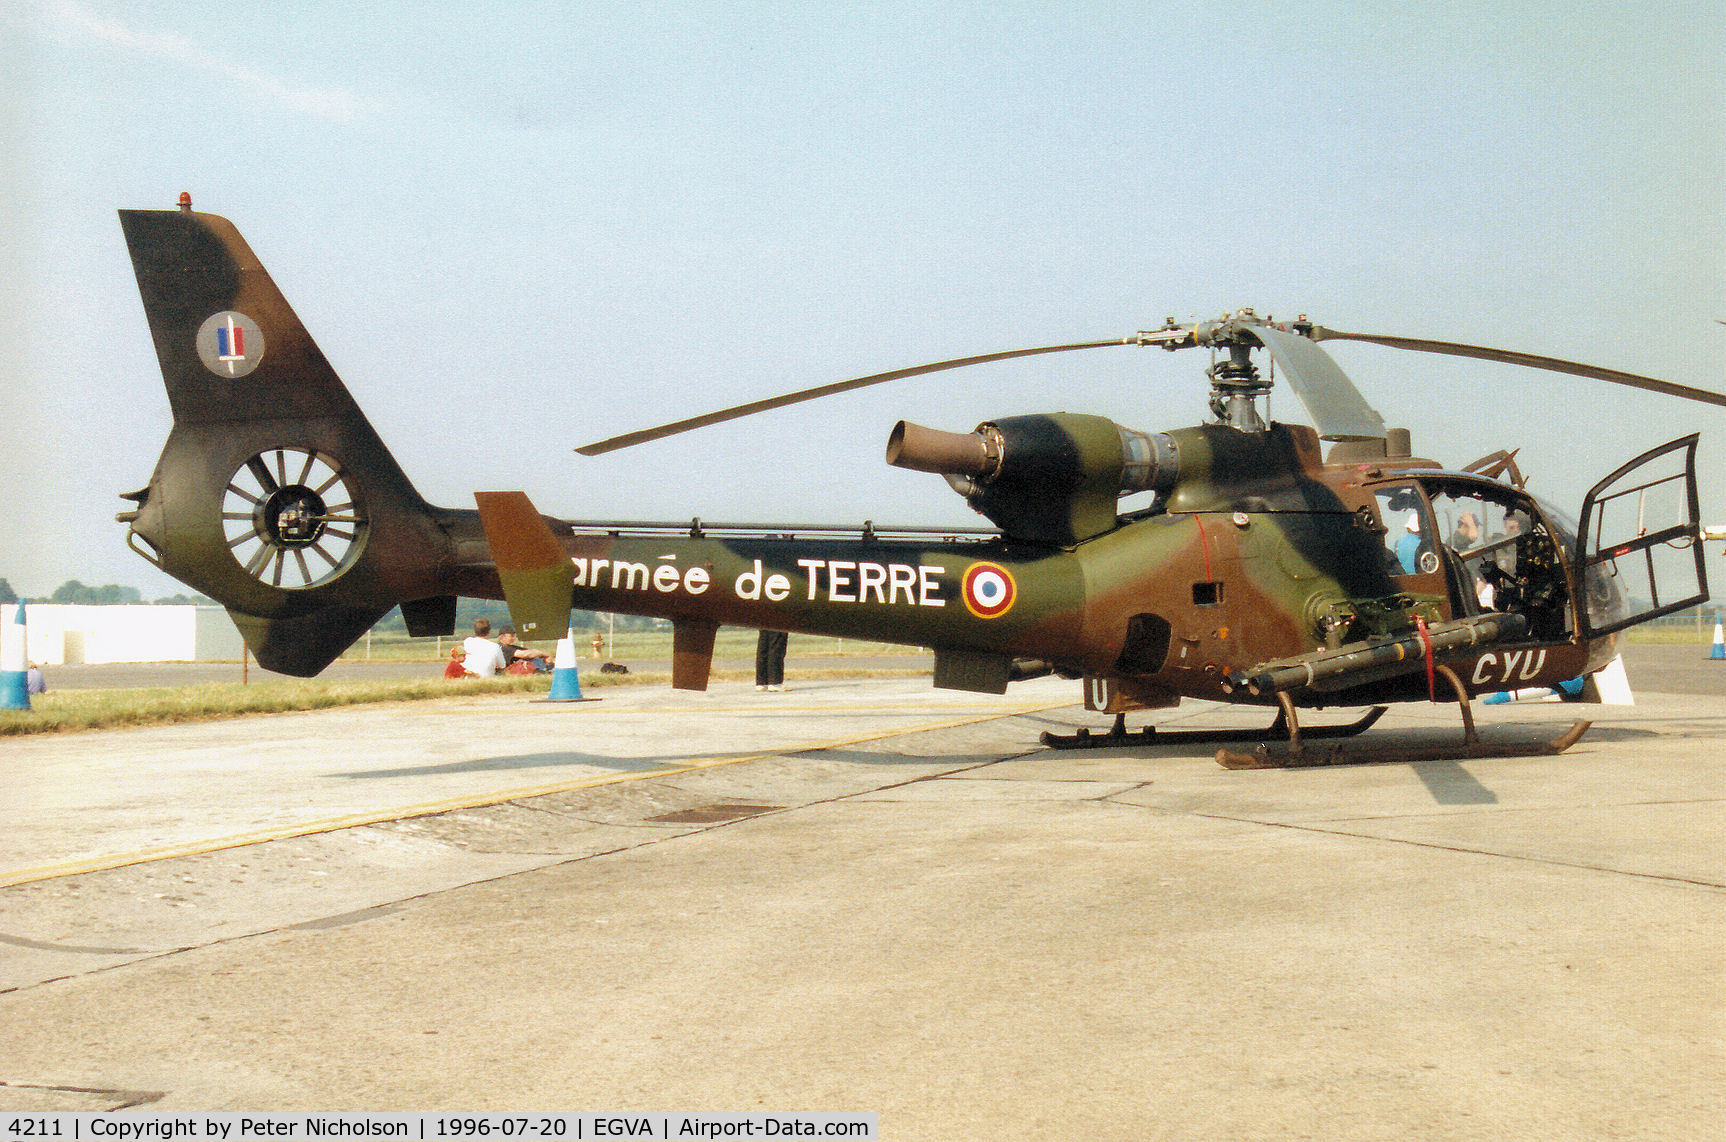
228, 603, 392, 677
474, 491, 573, 639
933, 648, 1012, 694
399, 595, 457, 638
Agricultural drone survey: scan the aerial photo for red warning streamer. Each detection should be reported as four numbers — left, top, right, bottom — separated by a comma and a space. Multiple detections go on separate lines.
1416, 616, 1436, 702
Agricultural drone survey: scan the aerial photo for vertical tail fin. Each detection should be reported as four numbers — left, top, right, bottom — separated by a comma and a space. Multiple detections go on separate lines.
118, 207, 464, 675
473, 491, 575, 640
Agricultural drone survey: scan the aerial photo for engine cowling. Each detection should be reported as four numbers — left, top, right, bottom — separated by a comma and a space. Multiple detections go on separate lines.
887, 413, 1178, 545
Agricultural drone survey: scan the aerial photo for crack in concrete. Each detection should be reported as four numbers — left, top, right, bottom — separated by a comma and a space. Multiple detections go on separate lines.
1193, 812, 1726, 891
1321, 796, 1726, 824
0, 1080, 165, 1110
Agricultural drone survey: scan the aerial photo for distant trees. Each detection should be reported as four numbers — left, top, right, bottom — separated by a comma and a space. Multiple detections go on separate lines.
0, 579, 221, 605
49, 581, 144, 605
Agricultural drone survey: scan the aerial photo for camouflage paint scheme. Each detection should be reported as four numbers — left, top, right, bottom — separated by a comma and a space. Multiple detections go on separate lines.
117, 207, 1692, 722
476, 422, 1610, 708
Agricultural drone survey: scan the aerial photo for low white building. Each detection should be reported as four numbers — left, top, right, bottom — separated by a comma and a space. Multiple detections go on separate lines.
1, 604, 244, 665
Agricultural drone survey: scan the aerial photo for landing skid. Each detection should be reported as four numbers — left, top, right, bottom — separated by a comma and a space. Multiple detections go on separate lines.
1216, 719, 1591, 769
1216, 665, 1593, 769
1039, 704, 1388, 751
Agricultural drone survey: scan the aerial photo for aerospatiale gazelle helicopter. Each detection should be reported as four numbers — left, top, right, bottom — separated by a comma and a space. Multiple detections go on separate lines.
117, 200, 1723, 766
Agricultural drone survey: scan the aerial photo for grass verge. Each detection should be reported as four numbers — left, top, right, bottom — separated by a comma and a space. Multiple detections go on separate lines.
0, 673, 553, 737
0, 665, 930, 737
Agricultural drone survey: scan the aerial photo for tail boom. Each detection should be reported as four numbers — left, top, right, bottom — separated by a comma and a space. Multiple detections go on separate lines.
475, 492, 1093, 691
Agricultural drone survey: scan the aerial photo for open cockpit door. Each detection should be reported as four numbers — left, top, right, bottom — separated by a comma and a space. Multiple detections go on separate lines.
1575, 434, 1706, 638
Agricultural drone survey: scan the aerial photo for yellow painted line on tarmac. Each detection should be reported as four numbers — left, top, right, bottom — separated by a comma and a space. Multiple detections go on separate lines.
404, 700, 1032, 716
0, 699, 1073, 890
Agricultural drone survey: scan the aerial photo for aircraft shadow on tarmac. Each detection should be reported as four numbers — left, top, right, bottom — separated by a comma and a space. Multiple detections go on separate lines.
330, 751, 725, 780
1579, 725, 1669, 741
1409, 761, 1498, 805
327, 740, 977, 780
1019, 713, 1507, 805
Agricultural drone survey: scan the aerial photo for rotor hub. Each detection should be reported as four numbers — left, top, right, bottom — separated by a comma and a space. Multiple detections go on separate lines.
258, 485, 330, 547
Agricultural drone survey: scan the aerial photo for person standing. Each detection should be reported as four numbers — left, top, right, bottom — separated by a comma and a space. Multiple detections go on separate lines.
755, 629, 787, 692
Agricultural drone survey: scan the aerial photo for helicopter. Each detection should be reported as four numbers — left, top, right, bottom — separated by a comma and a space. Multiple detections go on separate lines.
116, 201, 1721, 766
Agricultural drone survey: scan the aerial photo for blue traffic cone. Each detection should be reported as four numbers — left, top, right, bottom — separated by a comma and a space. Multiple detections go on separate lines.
1484, 686, 1554, 705
545, 628, 591, 701
1710, 620, 1724, 660
1, 601, 30, 711
1483, 677, 1584, 705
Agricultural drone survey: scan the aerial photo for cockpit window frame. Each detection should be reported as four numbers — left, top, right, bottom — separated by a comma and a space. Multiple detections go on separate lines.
1369, 471, 1579, 644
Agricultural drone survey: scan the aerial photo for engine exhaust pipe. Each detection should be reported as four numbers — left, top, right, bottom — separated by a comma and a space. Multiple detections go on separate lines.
886, 420, 1002, 478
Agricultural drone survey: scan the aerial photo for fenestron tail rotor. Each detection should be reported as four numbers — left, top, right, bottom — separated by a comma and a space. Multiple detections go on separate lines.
221, 447, 368, 589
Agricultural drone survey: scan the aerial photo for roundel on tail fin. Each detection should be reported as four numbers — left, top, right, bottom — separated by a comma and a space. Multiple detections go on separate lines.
196, 311, 266, 378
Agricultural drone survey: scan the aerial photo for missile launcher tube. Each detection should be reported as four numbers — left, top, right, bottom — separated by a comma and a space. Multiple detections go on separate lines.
1231, 612, 1529, 697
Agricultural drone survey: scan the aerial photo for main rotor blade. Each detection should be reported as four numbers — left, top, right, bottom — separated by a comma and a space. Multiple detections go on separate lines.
576, 336, 1157, 455
1310, 327, 1726, 408
1243, 323, 1386, 440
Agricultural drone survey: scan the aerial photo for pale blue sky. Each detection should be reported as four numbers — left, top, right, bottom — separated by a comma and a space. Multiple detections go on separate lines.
2, 1, 1722, 597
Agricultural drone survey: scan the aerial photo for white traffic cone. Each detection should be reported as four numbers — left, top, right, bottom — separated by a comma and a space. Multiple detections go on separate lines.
1710, 620, 1725, 660
1581, 654, 1635, 705
544, 627, 594, 701
1, 601, 29, 711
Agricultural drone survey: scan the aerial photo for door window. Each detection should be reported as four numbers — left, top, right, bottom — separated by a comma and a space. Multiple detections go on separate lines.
1372, 484, 1441, 577
1576, 435, 1706, 637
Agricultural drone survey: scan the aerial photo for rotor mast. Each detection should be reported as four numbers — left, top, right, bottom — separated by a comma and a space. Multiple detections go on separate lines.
1206, 338, 1270, 432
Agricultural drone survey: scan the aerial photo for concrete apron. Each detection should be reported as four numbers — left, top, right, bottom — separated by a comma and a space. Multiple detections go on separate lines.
0, 676, 1720, 1138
